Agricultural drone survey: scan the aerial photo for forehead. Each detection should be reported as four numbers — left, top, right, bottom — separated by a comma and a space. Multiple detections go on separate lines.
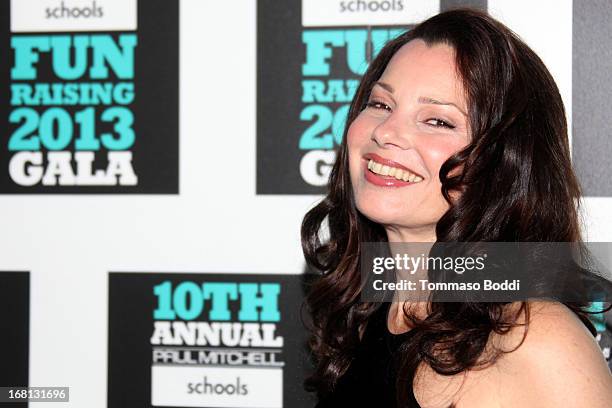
378, 39, 466, 109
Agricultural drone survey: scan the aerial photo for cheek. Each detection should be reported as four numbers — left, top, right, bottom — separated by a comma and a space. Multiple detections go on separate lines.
347, 115, 373, 177
419, 137, 467, 182
347, 114, 372, 150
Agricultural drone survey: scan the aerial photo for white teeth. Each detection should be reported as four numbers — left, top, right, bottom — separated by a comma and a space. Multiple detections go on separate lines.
367, 159, 423, 183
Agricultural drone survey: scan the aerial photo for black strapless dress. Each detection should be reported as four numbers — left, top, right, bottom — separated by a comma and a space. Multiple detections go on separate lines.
315, 302, 421, 407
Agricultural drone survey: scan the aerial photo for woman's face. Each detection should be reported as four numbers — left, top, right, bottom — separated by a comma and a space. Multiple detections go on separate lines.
348, 39, 470, 241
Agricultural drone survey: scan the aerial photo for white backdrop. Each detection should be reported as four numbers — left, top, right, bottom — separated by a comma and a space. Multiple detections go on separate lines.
0, 0, 609, 407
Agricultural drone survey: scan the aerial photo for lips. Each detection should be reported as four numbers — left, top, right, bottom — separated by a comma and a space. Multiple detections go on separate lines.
362, 153, 425, 187
363, 153, 424, 178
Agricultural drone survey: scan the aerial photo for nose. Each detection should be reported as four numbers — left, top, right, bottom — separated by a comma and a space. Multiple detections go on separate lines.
371, 114, 413, 150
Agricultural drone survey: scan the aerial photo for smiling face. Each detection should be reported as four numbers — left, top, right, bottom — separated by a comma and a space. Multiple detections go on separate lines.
348, 39, 470, 242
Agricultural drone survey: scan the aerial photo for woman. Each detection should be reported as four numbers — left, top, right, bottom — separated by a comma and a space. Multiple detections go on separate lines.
301, 8, 612, 408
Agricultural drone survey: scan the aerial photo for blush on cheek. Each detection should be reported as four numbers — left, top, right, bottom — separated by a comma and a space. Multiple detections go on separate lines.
346, 113, 376, 144
346, 126, 360, 149
346, 118, 371, 183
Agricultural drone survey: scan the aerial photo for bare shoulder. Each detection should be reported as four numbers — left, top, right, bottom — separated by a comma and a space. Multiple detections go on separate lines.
414, 301, 612, 408
491, 301, 612, 407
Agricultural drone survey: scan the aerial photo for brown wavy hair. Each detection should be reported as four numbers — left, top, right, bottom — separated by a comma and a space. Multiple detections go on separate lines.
301, 7, 602, 407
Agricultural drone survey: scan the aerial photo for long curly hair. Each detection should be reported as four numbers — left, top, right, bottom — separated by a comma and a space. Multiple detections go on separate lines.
301, 7, 603, 407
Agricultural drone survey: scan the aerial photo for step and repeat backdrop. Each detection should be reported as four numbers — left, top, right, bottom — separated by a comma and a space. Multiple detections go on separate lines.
1, 0, 611, 407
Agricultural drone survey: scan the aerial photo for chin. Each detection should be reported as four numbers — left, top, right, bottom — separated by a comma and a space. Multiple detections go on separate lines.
355, 193, 447, 238
355, 196, 413, 227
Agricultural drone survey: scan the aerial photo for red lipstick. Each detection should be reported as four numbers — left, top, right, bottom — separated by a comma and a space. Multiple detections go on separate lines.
362, 153, 424, 188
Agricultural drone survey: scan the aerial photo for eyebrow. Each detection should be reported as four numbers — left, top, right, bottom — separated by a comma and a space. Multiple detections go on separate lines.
374, 81, 395, 93
418, 96, 467, 117
373, 81, 467, 117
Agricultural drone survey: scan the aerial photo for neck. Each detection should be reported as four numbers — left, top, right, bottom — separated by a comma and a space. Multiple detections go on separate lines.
383, 225, 434, 330
385, 224, 437, 243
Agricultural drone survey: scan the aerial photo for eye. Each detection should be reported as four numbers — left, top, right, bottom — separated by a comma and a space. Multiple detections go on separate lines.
425, 118, 456, 129
364, 100, 392, 112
